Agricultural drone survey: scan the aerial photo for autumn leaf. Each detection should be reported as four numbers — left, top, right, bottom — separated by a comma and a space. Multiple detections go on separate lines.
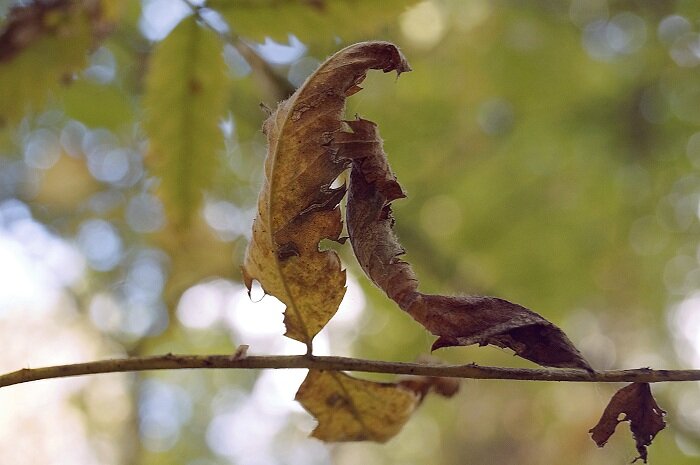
341, 117, 591, 370
144, 16, 230, 226
242, 41, 411, 347
296, 369, 455, 442
590, 383, 666, 463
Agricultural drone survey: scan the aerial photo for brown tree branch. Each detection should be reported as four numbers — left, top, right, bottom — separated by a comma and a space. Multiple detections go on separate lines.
2, 353, 699, 388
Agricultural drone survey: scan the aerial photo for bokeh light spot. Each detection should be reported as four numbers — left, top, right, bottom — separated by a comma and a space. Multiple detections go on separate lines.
24, 129, 61, 170
126, 194, 164, 233
139, 0, 191, 41
139, 380, 192, 452
400, 1, 446, 49
658, 15, 692, 45
669, 32, 700, 68
177, 281, 226, 329
477, 98, 514, 136
254, 36, 306, 65
420, 195, 463, 239
76, 219, 123, 271
84, 47, 116, 84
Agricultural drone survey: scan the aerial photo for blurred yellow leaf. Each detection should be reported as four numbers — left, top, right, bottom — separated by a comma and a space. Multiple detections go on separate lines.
62, 79, 134, 128
144, 17, 230, 226
295, 370, 419, 442
0, 0, 122, 126
211, 0, 417, 42
0, 2, 91, 125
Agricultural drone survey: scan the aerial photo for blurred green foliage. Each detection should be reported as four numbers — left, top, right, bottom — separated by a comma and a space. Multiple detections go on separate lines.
2, 0, 700, 464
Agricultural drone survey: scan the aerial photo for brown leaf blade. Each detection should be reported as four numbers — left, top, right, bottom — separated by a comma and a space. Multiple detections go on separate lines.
590, 383, 666, 463
242, 42, 411, 346
342, 117, 591, 370
295, 370, 420, 442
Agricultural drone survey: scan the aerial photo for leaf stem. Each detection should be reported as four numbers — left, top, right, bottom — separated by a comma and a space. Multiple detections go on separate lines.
2, 354, 699, 388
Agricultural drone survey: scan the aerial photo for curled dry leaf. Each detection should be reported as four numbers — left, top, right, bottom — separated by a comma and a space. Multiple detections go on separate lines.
397, 376, 460, 403
341, 117, 591, 370
589, 382, 666, 463
296, 369, 453, 443
242, 42, 410, 346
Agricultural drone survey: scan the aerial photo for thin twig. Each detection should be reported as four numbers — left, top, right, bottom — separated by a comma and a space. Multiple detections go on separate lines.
2, 354, 699, 388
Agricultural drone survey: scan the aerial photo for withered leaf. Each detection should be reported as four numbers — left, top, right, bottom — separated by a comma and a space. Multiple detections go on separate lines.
590, 383, 666, 463
296, 370, 420, 442
398, 375, 460, 403
242, 42, 410, 346
397, 355, 460, 402
342, 117, 591, 370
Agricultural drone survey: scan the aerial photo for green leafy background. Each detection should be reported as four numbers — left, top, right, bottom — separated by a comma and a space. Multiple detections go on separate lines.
2, 0, 700, 464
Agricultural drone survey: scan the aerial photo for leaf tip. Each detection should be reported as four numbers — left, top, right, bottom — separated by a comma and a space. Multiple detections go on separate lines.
240, 265, 253, 296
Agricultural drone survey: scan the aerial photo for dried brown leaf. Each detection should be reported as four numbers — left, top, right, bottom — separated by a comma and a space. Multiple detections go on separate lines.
295, 370, 420, 442
396, 355, 460, 402
590, 383, 666, 463
242, 41, 410, 346
398, 376, 460, 403
341, 117, 591, 370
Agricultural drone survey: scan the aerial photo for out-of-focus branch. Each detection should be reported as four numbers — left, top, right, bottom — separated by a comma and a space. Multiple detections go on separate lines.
184, 0, 296, 102
2, 353, 700, 388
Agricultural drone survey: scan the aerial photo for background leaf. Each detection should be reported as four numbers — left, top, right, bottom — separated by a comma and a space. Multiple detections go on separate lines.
212, 0, 417, 43
0, 0, 96, 126
144, 16, 230, 226
61, 80, 134, 129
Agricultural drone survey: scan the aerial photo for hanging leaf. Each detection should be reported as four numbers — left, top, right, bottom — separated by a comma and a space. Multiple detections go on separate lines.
211, 0, 417, 43
590, 382, 666, 463
0, 0, 119, 126
397, 375, 460, 403
242, 41, 411, 347
341, 117, 592, 370
144, 16, 230, 226
296, 369, 455, 442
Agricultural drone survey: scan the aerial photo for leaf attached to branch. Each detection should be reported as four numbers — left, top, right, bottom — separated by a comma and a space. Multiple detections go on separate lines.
341, 117, 591, 370
242, 41, 411, 346
296, 369, 456, 442
589, 382, 666, 463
